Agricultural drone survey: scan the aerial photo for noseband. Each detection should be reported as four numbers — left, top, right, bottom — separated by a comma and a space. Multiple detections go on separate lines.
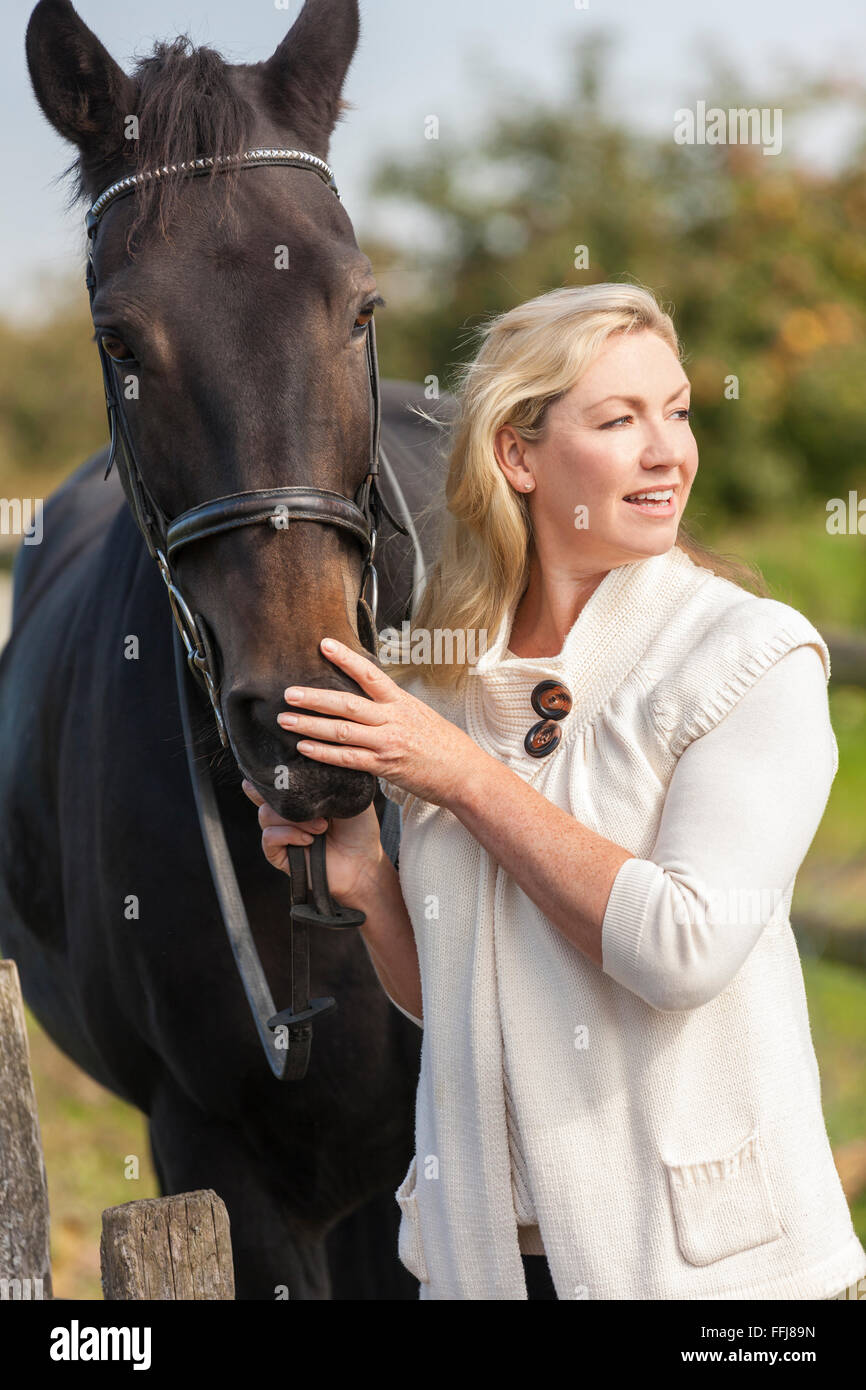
84, 150, 410, 1080
84, 148, 408, 747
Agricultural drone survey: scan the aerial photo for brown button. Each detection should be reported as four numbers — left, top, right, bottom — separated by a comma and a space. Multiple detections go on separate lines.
531, 680, 572, 720
524, 719, 562, 758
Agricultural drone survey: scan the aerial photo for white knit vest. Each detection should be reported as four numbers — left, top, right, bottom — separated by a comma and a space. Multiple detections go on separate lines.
380, 544, 866, 1300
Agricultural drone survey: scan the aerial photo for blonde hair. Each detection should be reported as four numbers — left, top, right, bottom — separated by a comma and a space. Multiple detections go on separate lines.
386, 282, 768, 692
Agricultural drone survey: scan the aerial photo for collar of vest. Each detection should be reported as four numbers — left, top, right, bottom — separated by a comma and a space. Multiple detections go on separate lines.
465, 544, 714, 763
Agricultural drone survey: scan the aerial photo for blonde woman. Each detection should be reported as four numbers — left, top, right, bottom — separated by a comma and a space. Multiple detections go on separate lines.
243, 284, 866, 1301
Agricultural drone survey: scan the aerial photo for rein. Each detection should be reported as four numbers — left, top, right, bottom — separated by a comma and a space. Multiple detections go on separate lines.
84, 149, 409, 1079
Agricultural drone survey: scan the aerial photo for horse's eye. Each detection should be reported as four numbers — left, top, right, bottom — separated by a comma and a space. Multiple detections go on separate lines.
100, 335, 135, 362
353, 308, 375, 334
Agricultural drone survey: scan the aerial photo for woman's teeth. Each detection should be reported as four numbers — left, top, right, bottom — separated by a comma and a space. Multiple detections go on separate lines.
623, 489, 675, 508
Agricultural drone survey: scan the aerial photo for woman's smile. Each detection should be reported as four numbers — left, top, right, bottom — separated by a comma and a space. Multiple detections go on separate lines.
622, 486, 678, 516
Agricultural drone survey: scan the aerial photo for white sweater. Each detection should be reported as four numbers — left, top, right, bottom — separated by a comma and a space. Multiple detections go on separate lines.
378, 544, 866, 1300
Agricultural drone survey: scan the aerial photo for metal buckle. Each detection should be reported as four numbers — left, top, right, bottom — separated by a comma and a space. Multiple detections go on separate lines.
359, 526, 379, 629
156, 549, 229, 747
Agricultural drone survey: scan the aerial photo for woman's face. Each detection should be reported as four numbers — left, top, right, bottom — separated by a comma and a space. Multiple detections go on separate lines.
494, 329, 698, 570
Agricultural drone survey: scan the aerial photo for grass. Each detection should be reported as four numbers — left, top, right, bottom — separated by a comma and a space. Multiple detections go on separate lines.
706, 508, 866, 632
799, 957, 866, 1250
23, 1005, 159, 1300
710, 509, 866, 925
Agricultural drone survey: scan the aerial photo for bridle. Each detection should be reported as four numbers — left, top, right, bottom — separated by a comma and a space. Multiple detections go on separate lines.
85, 147, 407, 746
84, 149, 410, 1080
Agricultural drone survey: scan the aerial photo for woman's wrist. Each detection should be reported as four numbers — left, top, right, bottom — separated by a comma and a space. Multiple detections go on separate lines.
349, 841, 399, 916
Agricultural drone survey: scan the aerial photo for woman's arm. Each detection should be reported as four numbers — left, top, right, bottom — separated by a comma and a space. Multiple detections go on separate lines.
274, 635, 834, 1014
451, 644, 836, 1010
354, 852, 424, 1027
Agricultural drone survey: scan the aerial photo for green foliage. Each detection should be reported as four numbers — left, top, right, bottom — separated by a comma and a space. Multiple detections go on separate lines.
364, 35, 866, 522
0, 288, 106, 497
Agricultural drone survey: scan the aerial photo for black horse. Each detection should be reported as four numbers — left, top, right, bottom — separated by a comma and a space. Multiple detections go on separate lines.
0, 0, 446, 1298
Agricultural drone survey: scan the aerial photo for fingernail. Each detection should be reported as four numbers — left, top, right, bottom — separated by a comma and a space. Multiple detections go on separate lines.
278, 713, 297, 726
284, 686, 303, 700
321, 638, 335, 651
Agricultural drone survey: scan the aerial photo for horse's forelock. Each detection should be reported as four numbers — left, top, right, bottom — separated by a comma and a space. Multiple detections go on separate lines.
126, 39, 253, 242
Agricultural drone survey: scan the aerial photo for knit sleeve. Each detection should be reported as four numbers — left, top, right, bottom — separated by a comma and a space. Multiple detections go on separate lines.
648, 595, 833, 760
601, 643, 837, 1011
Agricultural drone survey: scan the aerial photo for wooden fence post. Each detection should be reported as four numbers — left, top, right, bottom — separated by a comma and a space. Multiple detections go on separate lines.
100, 1190, 235, 1299
0, 958, 52, 1299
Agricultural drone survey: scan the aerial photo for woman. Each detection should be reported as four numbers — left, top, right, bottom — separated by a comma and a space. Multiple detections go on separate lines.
243, 283, 866, 1301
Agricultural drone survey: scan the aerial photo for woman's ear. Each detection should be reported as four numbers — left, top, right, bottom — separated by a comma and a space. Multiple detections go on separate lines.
493, 425, 535, 494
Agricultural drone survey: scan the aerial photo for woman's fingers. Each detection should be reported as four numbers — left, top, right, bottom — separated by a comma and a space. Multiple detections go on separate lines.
257, 804, 327, 833
277, 708, 386, 750
289, 638, 400, 707
261, 824, 314, 874
283, 683, 391, 722
242, 780, 327, 833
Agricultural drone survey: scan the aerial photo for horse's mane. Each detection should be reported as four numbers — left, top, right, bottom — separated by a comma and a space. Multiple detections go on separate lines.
63, 37, 256, 243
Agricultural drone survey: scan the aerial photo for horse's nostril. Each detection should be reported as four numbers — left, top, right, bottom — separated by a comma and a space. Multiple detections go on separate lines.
225, 689, 347, 767
226, 694, 298, 755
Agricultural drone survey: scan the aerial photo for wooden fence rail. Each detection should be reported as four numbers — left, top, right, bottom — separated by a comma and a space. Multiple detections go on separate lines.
101, 1192, 234, 1300
1, 956, 235, 1300
0, 958, 52, 1299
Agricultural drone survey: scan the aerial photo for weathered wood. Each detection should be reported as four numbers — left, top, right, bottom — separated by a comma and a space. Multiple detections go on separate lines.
101, 1190, 235, 1299
0, 958, 52, 1299
826, 628, 866, 690
792, 917, 866, 971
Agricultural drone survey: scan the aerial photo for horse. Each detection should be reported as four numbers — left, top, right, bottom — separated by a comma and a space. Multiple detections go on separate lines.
0, 0, 446, 1299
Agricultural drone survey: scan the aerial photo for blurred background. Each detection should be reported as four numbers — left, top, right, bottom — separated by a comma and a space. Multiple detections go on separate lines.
1, 0, 864, 1297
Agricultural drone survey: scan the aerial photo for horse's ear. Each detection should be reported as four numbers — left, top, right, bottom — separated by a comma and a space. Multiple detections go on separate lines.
260, 0, 360, 153
26, 0, 136, 162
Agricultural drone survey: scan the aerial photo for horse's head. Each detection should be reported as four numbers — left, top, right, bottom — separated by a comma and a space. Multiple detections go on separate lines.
27, 0, 389, 820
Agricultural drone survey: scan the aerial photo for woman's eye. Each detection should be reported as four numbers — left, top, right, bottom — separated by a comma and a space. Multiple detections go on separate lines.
100, 335, 135, 362
601, 408, 690, 428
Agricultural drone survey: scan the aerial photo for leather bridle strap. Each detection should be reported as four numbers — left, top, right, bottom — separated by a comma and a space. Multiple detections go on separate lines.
173, 624, 332, 1080
166, 486, 372, 561
85, 147, 410, 1081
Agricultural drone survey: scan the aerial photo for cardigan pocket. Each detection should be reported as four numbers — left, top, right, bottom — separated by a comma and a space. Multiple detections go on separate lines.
663, 1128, 783, 1266
395, 1154, 429, 1284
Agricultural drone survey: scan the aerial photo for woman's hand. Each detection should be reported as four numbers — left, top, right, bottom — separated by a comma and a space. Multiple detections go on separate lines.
274, 636, 482, 808
241, 781, 387, 905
